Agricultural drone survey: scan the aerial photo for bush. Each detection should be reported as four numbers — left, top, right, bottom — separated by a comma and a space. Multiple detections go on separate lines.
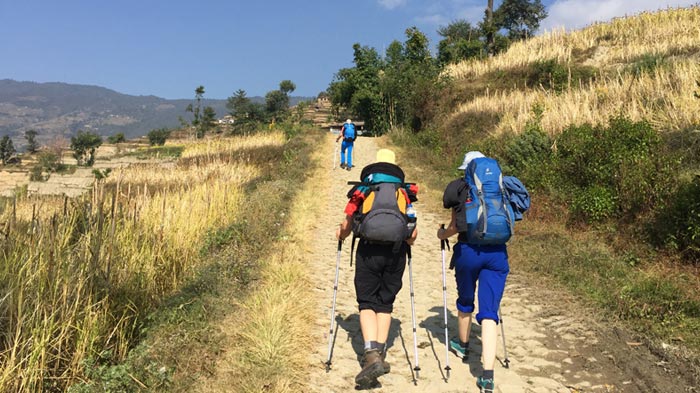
108, 133, 126, 144
29, 165, 44, 181
570, 185, 617, 223
554, 116, 660, 221
147, 128, 171, 146
653, 176, 700, 262
527, 59, 597, 92
503, 104, 554, 187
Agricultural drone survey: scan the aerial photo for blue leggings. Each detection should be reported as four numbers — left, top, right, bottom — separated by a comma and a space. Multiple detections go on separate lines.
340, 141, 353, 167
451, 242, 509, 324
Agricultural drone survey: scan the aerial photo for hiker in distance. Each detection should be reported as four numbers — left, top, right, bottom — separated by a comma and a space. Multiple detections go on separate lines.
336, 148, 418, 387
335, 119, 357, 171
437, 151, 513, 393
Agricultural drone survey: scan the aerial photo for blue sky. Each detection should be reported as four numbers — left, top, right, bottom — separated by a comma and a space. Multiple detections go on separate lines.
1, 0, 696, 100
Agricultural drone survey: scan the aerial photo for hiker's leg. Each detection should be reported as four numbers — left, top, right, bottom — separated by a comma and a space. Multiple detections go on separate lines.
481, 318, 498, 370
347, 142, 353, 167
452, 243, 479, 318
474, 246, 509, 324
474, 246, 509, 372
376, 312, 392, 343
457, 310, 473, 344
340, 141, 348, 166
360, 309, 379, 342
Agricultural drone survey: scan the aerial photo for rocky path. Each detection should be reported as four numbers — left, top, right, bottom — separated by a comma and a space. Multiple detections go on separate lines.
303, 134, 692, 393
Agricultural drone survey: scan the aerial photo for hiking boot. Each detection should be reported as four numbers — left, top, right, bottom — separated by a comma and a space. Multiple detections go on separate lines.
449, 337, 469, 360
340, 163, 346, 169
360, 349, 391, 374
380, 350, 391, 374
355, 349, 384, 386
346, 166, 351, 171
476, 376, 495, 393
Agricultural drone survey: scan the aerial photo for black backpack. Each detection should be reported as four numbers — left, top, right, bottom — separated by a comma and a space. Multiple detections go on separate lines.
348, 162, 417, 258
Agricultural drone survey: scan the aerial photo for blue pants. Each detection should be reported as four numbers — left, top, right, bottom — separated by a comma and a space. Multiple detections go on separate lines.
340, 140, 353, 167
451, 242, 509, 324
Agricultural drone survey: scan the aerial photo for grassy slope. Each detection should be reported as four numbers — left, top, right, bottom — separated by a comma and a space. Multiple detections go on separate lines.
392, 5, 700, 378
62, 130, 316, 392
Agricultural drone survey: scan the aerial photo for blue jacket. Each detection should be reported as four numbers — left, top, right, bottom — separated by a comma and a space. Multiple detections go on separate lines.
503, 176, 530, 221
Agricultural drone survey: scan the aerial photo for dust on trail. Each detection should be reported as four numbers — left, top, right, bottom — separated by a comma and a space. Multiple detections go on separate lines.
304, 134, 691, 393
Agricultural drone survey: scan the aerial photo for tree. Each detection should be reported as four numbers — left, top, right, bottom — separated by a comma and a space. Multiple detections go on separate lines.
70, 130, 102, 166
495, 0, 548, 41
24, 129, 39, 153
279, 80, 296, 95
0, 135, 16, 165
437, 20, 485, 65
265, 80, 297, 122
185, 86, 216, 138
226, 89, 266, 134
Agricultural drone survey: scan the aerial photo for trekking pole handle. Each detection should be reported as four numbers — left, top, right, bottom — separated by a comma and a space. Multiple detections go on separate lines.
337, 239, 342, 251
407, 245, 412, 259
440, 224, 450, 251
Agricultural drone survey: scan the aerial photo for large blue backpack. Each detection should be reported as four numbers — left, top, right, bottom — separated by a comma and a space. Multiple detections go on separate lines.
463, 157, 515, 245
343, 123, 356, 141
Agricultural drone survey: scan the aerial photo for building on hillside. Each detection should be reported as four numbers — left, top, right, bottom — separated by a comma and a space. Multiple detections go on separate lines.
217, 115, 235, 125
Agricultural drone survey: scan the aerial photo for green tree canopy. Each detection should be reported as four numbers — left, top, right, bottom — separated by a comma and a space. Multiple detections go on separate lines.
495, 0, 548, 40
70, 130, 102, 166
0, 135, 16, 165
24, 129, 39, 153
437, 20, 485, 65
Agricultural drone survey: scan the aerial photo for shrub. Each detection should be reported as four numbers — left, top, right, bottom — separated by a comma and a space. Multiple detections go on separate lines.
29, 165, 44, 181
629, 53, 667, 78
503, 104, 554, 187
570, 185, 617, 223
147, 128, 171, 146
653, 176, 700, 262
108, 133, 126, 144
527, 59, 597, 92
554, 116, 660, 221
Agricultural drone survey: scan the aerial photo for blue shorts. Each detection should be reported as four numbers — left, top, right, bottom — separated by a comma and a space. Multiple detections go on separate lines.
451, 242, 509, 324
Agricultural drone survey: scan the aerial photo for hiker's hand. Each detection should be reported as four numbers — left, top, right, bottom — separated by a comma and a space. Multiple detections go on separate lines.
437, 224, 454, 240
335, 227, 344, 240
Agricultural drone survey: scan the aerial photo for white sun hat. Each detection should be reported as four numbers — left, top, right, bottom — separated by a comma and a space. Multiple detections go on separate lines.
457, 151, 485, 170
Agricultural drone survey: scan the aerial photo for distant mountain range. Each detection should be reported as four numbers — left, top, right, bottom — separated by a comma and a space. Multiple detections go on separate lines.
0, 79, 313, 147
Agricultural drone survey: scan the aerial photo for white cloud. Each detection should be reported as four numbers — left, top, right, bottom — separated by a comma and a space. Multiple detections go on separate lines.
378, 0, 407, 10
541, 0, 699, 32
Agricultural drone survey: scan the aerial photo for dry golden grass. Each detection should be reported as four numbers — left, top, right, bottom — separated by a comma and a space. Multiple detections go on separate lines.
223, 136, 322, 393
445, 6, 700, 135
447, 6, 700, 79
0, 132, 286, 391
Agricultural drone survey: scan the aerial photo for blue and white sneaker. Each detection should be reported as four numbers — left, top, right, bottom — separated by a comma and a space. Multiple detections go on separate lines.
449, 337, 469, 359
476, 376, 495, 393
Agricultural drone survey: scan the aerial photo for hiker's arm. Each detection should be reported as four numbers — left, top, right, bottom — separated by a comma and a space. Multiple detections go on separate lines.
336, 127, 344, 142
407, 226, 418, 246
336, 214, 353, 240
437, 210, 458, 240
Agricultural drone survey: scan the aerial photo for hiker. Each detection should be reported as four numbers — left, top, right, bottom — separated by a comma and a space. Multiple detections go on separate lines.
335, 119, 356, 171
336, 148, 418, 387
437, 151, 512, 393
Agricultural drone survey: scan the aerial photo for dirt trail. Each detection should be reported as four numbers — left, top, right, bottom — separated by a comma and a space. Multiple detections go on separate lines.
304, 134, 691, 393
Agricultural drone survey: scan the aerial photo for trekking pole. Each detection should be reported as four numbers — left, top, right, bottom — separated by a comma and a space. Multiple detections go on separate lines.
333, 141, 338, 169
407, 245, 421, 379
498, 308, 510, 369
440, 229, 451, 380
325, 240, 343, 371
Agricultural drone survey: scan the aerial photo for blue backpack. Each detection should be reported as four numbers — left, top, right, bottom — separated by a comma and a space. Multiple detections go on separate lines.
463, 157, 515, 245
343, 123, 356, 141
